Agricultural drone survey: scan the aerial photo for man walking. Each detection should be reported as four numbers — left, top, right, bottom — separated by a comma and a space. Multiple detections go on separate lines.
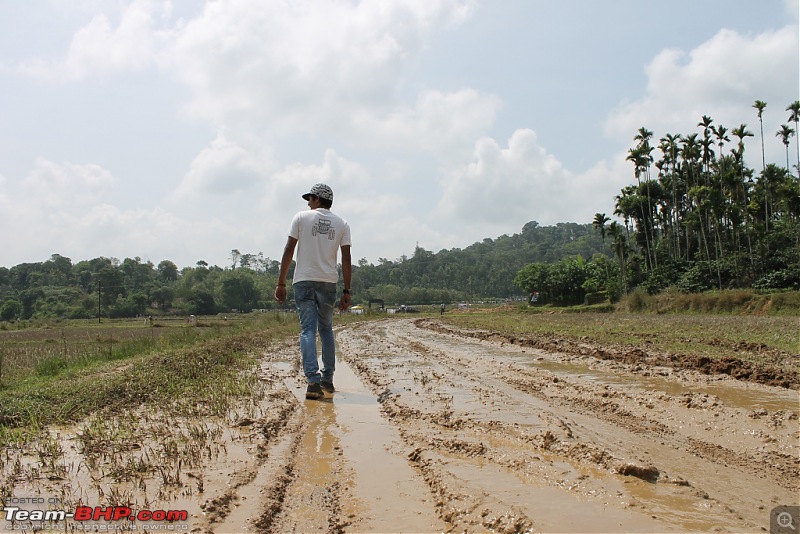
274, 183, 352, 400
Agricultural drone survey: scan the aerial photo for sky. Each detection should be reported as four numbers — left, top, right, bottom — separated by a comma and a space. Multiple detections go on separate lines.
0, 0, 798, 270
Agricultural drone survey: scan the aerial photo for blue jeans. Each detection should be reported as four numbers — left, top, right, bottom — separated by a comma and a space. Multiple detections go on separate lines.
293, 281, 337, 383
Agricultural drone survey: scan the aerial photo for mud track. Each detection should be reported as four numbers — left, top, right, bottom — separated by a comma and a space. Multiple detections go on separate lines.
246, 317, 798, 533
5, 317, 798, 533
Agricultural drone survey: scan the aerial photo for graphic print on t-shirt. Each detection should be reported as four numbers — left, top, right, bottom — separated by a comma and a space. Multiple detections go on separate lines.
311, 218, 335, 240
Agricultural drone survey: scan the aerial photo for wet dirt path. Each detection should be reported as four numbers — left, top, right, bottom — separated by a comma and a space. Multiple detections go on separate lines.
204, 316, 799, 532
3, 317, 797, 533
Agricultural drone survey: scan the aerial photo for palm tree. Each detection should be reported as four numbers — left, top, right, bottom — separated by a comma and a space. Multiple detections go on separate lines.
626, 147, 656, 270
776, 124, 796, 173
631, 127, 657, 270
753, 100, 767, 173
713, 124, 732, 244
712, 125, 730, 161
753, 100, 768, 231
698, 115, 715, 177
731, 124, 755, 268
731, 123, 754, 157
681, 133, 703, 257
787, 100, 800, 176
607, 221, 628, 295
659, 133, 683, 259
593, 213, 610, 243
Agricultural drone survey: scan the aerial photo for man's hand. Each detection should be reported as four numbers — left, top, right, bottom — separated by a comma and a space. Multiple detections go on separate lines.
339, 292, 351, 311
274, 285, 287, 304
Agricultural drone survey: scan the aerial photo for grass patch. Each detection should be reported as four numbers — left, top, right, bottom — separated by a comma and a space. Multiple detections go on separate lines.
0, 313, 304, 434
0, 315, 272, 385
443, 309, 799, 369
618, 288, 800, 316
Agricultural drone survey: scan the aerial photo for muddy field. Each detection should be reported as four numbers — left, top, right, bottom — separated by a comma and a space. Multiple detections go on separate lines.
3, 317, 799, 533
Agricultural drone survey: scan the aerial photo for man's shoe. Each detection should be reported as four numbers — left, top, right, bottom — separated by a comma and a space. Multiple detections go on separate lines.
321, 381, 335, 394
306, 382, 323, 400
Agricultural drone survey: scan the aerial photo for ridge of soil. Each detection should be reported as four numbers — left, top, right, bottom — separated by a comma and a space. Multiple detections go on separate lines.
418, 318, 800, 390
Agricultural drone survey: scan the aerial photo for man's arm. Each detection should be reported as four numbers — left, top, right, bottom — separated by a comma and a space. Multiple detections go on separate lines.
339, 245, 352, 310
274, 236, 298, 304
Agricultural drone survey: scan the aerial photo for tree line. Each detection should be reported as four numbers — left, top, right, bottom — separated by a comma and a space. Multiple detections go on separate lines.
0, 223, 610, 320
514, 100, 800, 305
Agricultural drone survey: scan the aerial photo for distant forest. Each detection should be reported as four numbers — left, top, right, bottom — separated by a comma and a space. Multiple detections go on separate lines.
1, 100, 798, 320
0, 222, 608, 320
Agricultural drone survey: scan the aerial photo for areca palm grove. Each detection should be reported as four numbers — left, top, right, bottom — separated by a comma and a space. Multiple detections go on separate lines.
607, 100, 800, 294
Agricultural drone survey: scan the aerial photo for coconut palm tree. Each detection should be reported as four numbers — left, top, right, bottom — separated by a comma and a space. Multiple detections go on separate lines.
787, 100, 800, 176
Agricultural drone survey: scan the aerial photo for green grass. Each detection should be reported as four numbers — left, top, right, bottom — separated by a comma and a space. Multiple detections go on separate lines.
0, 313, 303, 434
444, 308, 799, 368
0, 311, 382, 445
0, 315, 272, 384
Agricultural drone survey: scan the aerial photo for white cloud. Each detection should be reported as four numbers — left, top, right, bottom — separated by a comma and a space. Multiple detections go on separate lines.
262, 149, 373, 227
19, 0, 171, 81
169, 133, 276, 201
351, 88, 502, 153
604, 25, 798, 167
22, 158, 115, 210
167, 0, 477, 135
438, 129, 570, 225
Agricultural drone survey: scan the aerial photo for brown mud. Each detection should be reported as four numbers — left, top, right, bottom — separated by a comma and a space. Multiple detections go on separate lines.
420, 318, 800, 390
2, 317, 798, 533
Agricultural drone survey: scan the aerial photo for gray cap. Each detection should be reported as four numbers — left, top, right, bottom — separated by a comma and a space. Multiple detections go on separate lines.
302, 183, 333, 201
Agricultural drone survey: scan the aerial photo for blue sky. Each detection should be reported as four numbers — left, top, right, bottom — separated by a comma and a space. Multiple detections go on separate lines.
0, 0, 797, 269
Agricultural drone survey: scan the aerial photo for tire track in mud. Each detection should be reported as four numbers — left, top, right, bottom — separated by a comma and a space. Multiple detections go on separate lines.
194, 339, 351, 534
337, 318, 798, 533
198, 354, 305, 533
247, 342, 351, 534
252, 337, 444, 534
339, 322, 671, 532
419, 318, 800, 390
526, 370, 800, 494
415, 317, 800, 489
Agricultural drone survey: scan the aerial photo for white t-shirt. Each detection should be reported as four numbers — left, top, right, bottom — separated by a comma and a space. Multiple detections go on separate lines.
289, 208, 352, 284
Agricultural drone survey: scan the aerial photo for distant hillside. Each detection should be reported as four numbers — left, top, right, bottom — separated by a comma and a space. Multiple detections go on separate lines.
352, 221, 610, 300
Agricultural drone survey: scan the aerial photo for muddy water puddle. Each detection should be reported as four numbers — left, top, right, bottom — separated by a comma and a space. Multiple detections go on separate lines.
277, 358, 444, 533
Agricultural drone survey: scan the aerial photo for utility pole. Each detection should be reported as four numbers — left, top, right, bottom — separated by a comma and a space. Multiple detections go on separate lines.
98, 282, 102, 323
